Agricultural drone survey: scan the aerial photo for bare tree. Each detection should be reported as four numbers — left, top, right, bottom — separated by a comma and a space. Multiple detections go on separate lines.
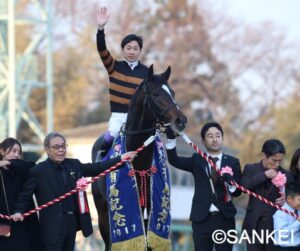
22, 0, 300, 164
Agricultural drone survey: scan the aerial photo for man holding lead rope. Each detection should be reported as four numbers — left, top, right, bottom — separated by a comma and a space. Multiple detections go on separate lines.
165, 122, 242, 251
11, 132, 136, 251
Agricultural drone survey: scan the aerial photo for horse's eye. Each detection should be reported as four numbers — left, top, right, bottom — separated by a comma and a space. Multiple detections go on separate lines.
152, 91, 159, 96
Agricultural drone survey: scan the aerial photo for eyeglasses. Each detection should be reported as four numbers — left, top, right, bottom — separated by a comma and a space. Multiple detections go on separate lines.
49, 144, 68, 150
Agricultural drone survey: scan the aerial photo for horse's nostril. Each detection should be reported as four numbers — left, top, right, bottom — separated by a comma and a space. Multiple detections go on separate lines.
175, 117, 187, 131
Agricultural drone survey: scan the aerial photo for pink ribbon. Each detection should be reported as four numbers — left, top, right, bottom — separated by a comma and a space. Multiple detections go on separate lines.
220, 166, 233, 176
76, 177, 89, 191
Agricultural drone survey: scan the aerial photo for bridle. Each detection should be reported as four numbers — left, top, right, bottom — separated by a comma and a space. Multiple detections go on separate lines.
143, 82, 178, 120
126, 80, 178, 135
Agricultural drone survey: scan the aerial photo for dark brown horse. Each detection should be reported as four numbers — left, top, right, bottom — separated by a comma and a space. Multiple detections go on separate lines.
91, 65, 186, 250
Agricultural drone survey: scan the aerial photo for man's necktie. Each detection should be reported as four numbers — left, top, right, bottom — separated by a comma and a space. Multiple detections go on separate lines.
209, 156, 219, 183
57, 164, 75, 211
295, 209, 299, 217
58, 164, 67, 185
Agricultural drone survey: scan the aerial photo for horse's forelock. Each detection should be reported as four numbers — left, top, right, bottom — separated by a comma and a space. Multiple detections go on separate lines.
146, 74, 175, 97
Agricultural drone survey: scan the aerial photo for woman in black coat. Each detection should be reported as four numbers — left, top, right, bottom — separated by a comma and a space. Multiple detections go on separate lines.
0, 137, 41, 251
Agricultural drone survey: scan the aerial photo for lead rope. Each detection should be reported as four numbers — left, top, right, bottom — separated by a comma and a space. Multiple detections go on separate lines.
181, 132, 298, 219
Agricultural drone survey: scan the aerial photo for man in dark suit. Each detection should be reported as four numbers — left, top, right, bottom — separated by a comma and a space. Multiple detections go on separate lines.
241, 139, 293, 251
165, 122, 242, 251
12, 132, 136, 251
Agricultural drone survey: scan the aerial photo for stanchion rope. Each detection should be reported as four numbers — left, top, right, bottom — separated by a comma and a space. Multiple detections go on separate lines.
181, 133, 298, 219
0, 135, 155, 220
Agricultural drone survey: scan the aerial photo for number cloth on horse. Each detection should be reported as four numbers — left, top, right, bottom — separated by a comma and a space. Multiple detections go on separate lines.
106, 132, 171, 250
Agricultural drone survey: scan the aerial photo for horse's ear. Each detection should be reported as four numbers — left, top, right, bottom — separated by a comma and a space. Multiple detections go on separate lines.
147, 64, 154, 79
161, 66, 171, 81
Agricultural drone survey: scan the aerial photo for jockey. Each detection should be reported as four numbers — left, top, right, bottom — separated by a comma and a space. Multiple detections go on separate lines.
96, 7, 149, 158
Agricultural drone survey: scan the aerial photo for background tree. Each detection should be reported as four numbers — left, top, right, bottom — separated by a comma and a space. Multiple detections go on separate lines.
16, 0, 300, 166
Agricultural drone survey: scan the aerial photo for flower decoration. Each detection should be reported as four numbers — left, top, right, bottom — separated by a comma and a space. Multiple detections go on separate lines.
128, 169, 135, 177
220, 166, 233, 176
150, 166, 158, 174
271, 171, 287, 188
76, 177, 89, 191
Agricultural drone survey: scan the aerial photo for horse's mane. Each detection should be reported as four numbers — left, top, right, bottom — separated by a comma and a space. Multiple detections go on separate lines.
128, 78, 145, 111
128, 75, 160, 114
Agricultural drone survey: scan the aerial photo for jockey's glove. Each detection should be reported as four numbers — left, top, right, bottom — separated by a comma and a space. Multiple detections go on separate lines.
165, 139, 176, 150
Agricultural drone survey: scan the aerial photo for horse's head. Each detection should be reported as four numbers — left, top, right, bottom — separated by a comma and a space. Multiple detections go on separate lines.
134, 64, 187, 134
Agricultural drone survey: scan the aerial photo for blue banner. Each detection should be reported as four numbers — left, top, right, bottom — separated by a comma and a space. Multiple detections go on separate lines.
106, 133, 144, 243
148, 135, 171, 239
106, 132, 171, 249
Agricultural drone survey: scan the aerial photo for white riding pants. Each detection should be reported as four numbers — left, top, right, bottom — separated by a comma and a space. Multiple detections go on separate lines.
107, 112, 128, 137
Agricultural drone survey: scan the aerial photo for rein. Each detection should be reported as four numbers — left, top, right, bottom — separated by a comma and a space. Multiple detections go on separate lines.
143, 85, 178, 121
125, 127, 156, 135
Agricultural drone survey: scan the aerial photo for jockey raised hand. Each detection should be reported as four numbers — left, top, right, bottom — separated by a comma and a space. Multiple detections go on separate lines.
96, 6, 109, 30
96, 6, 149, 158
